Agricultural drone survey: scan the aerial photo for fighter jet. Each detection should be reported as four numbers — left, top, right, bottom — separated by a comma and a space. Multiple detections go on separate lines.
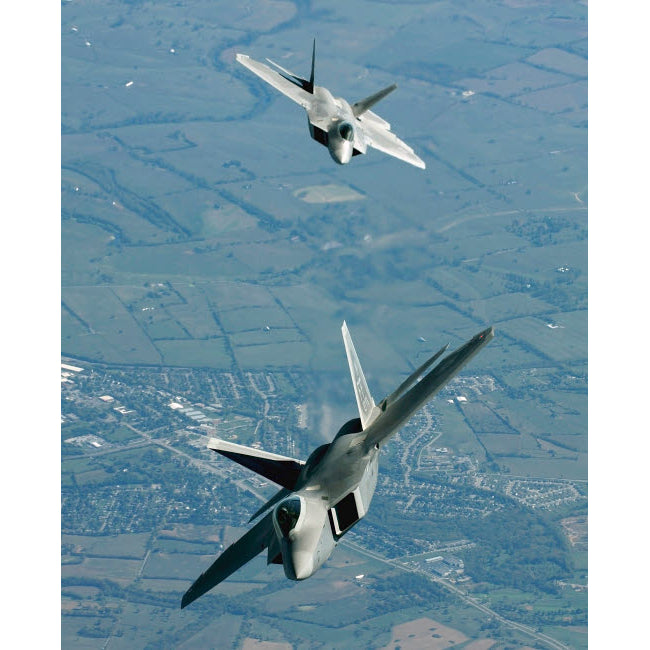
181, 323, 493, 608
235, 41, 426, 169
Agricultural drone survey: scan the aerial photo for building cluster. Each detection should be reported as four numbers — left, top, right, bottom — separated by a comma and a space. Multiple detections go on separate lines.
61, 362, 83, 384
424, 554, 465, 577
61, 356, 584, 602
475, 474, 586, 511
64, 434, 109, 449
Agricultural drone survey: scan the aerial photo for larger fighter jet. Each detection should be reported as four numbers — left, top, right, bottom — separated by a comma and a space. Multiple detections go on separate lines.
181, 323, 493, 608
236, 41, 426, 169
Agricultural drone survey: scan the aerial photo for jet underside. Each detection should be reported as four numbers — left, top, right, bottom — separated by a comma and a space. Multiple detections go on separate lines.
180, 324, 493, 608
306, 87, 366, 164
235, 43, 425, 169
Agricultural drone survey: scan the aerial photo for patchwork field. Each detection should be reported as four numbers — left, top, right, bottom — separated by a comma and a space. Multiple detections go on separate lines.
62, 0, 587, 647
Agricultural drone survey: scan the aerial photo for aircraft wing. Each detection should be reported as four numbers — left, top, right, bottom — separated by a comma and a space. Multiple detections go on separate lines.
181, 511, 274, 609
236, 54, 314, 109
363, 327, 494, 450
358, 112, 425, 169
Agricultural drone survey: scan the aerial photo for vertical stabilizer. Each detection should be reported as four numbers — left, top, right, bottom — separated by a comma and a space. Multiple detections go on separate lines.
263, 39, 315, 94
342, 322, 381, 429
308, 39, 316, 93
352, 83, 397, 117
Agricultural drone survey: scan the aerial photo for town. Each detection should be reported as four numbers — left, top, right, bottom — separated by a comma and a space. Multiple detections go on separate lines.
62, 358, 587, 586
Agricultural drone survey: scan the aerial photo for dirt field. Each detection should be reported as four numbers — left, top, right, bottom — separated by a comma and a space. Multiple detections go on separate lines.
158, 523, 223, 543
382, 617, 471, 649
560, 515, 588, 549
293, 184, 364, 203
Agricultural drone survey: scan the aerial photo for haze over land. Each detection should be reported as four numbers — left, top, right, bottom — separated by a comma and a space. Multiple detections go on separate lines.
62, 1, 587, 648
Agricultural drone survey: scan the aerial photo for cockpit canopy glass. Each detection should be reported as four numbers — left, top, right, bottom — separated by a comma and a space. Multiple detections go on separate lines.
275, 498, 301, 537
338, 122, 354, 142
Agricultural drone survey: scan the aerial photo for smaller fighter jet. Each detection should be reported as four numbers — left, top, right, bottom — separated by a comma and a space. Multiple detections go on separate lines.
236, 41, 426, 169
181, 323, 493, 608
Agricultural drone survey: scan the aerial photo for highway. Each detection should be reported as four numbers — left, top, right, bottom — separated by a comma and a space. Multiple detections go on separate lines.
341, 538, 570, 650
117, 422, 571, 650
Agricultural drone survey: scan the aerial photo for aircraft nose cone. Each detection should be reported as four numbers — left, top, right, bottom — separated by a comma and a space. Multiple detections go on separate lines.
329, 147, 346, 165
292, 551, 314, 580
328, 140, 353, 165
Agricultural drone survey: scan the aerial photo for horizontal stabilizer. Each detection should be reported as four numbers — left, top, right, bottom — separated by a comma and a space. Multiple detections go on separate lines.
352, 83, 397, 117
181, 512, 274, 608
208, 438, 304, 490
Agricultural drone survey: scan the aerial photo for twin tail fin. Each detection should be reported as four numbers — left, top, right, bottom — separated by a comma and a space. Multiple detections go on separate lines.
266, 38, 315, 94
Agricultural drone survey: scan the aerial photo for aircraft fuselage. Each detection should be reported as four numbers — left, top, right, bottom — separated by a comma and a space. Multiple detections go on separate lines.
235, 44, 426, 168
306, 86, 360, 165
267, 326, 496, 582
180, 325, 493, 609
274, 421, 379, 580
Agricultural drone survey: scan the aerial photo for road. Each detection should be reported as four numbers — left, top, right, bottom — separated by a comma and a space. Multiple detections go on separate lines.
401, 406, 438, 488
436, 205, 587, 234
482, 473, 588, 484
248, 372, 270, 439
122, 423, 271, 505
118, 421, 570, 649
65, 439, 152, 459
341, 538, 570, 650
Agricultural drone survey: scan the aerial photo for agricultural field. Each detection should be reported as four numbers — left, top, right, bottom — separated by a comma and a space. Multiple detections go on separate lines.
61, 355, 588, 648
62, 0, 587, 647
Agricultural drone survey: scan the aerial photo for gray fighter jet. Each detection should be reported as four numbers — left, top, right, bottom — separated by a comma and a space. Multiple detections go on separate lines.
181, 323, 493, 608
236, 41, 426, 169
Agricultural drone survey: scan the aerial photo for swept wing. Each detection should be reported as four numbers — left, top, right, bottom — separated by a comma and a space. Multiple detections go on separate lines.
358, 111, 426, 169
382, 342, 450, 410
236, 54, 314, 109
364, 327, 494, 449
181, 511, 274, 609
